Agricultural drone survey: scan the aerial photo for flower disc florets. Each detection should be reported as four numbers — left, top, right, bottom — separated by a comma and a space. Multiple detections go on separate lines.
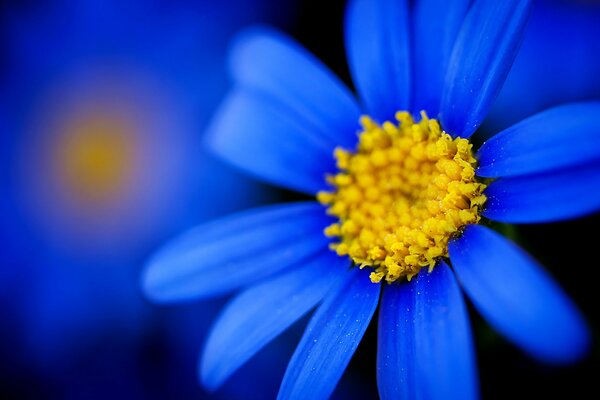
318, 111, 487, 283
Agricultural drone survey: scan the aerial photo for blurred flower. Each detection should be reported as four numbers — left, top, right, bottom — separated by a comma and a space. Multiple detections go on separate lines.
1, 0, 290, 397
144, 0, 597, 399
486, 0, 600, 131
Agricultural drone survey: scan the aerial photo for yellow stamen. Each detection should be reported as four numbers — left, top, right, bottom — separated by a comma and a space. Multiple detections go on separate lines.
318, 111, 487, 283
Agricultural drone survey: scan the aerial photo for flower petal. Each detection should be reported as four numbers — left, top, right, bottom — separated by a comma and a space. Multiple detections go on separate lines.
411, 0, 470, 117
377, 262, 478, 400
277, 267, 380, 400
449, 225, 590, 364
345, 0, 410, 122
477, 102, 600, 178
142, 202, 332, 303
482, 161, 600, 223
200, 250, 348, 390
485, 2, 600, 132
440, 0, 532, 138
230, 27, 361, 151
377, 282, 415, 400
207, 90, 334, 194
206, 28, 361, 194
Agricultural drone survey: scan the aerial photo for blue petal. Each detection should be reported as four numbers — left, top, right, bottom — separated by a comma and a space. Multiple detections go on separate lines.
377, 262, 478, 400
207, 28, 361, 194
345, 0, 411, 122
229, 27, 361, 150
277, 267, 380, 400
200, 250, 348, 390
411, 0, 470, 117
440, 0, 532, 138
485, 1, 600, 132
142, 202, 332, 303
207, 90, 334, 194
449, 225, 590, 364
377, 282, 416, 400
477, 102, 600, 178
482, 161, 600, 223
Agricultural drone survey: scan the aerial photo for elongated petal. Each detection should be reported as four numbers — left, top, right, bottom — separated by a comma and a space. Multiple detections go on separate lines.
477, 102, 600, 178
143, 202, 332, 302
377, 262, 477, 400
277, 267, 380, 400
207, 90, 335, 194
410, 263, 478, 400
449, 225, 590, 364
229, 27, 361, 151
377, 281, 416, 400
440, 0, 532, 138
345, 0, 410, 122
200, 250, 348, 390
411, 0, 470, 116
207, 29, 361, 194
482, 161, 600, 223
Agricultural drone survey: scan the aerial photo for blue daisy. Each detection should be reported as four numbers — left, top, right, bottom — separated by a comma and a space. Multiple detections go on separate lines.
143, 0, 595, 398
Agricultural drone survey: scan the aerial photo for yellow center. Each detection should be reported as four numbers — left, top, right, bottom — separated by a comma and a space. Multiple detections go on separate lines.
57, 115, 134, 204
318, 111, 487, 283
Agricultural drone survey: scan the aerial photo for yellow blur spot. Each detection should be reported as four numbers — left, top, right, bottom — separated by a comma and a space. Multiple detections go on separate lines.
318, 111, 487, 283
57, 115, 134, 203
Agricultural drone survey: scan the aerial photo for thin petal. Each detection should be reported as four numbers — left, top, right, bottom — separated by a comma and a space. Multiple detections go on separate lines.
142, 202, 332, 303
200, 250, 348, 390
208, 28, 362, 194
449, 225, 590, 364
477, 102, 600, 178
377, 262, 478, 400
207, 90, 334, 194
345, 0, 410, 122
440, 0, 532, 138
411, 0, 470, 117
229, 27, 361, 150
482, 161, 600, 223
377, 281, 416, 400
277, 267, 380, 400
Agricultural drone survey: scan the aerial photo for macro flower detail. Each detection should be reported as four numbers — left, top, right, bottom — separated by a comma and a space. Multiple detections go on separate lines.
318, 112, 487, 283
143, 0, 598, 399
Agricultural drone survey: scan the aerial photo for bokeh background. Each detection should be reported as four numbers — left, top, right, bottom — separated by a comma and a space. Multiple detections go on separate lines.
1, 0, 599, 399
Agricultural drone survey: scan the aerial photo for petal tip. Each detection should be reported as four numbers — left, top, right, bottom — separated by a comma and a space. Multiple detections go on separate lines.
228, 24, 281, 76
537, 311, 592, 366
140, 256, 165, 303
198, 354, 223, 393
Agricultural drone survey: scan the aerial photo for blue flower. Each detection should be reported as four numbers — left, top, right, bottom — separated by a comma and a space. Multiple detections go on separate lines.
143, 0, 595, 398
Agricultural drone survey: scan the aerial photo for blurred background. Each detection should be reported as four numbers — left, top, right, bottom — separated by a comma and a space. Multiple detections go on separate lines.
1, 0, 599, 399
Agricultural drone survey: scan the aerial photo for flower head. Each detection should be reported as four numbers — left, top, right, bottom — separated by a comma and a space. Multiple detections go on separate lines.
144, 0, 597, 398
319, 112, 487, 283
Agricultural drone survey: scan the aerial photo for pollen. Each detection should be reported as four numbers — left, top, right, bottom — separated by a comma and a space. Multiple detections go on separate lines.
318, 111, 487, 283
